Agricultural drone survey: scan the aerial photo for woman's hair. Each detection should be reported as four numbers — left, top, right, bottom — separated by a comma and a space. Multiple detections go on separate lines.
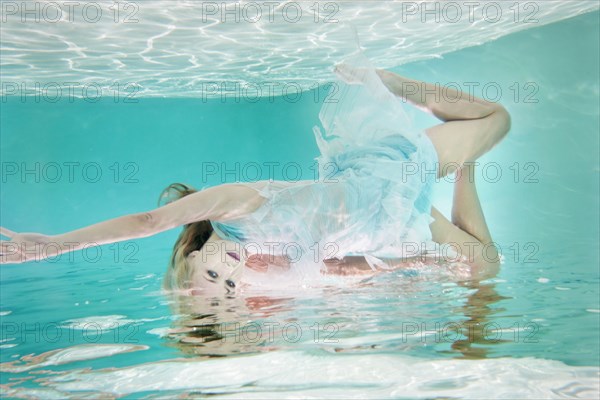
159, 183, 214, 290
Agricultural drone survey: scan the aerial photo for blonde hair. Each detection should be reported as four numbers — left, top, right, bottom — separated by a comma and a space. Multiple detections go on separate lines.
158, 183, 214, 290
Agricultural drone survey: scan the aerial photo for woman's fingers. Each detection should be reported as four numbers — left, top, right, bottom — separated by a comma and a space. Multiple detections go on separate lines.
0, 240, 22, 264
0, 240, 17, 254
0, 227, 16, 238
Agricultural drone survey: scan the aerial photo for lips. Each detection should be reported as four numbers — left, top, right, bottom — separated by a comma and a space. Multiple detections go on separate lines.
226, 251, 240, 262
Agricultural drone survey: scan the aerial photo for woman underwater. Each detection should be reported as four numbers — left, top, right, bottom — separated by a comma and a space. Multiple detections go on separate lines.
0, 54, 511, 295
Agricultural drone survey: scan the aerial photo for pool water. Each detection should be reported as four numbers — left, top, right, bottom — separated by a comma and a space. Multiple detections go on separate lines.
1, 3, 599, 399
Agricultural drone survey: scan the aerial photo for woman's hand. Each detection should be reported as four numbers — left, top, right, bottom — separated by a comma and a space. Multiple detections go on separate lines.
0, 227, 57, 264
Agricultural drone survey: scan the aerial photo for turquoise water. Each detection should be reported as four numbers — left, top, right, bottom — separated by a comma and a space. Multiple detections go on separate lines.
1, 9, 599, 399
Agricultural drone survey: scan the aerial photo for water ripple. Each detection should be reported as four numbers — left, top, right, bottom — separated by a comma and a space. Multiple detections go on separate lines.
1, 1, 598, 97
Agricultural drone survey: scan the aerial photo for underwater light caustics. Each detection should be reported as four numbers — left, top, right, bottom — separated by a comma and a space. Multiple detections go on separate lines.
0, 0, 598, 98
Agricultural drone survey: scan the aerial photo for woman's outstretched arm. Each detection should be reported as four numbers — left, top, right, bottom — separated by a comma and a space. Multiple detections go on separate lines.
0, 183, 265, 264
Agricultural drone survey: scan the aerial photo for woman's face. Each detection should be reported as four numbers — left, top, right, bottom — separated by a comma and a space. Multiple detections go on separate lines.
187, 237, 245, 295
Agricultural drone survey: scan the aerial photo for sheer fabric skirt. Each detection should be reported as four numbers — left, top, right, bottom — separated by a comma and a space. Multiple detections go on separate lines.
212, 52, 440, 283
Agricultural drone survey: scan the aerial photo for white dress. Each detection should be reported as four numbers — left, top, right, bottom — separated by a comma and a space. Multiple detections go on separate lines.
211, 51, 439, 284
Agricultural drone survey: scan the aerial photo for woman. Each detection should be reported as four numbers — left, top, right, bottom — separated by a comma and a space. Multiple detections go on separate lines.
0, 54, 511, 293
